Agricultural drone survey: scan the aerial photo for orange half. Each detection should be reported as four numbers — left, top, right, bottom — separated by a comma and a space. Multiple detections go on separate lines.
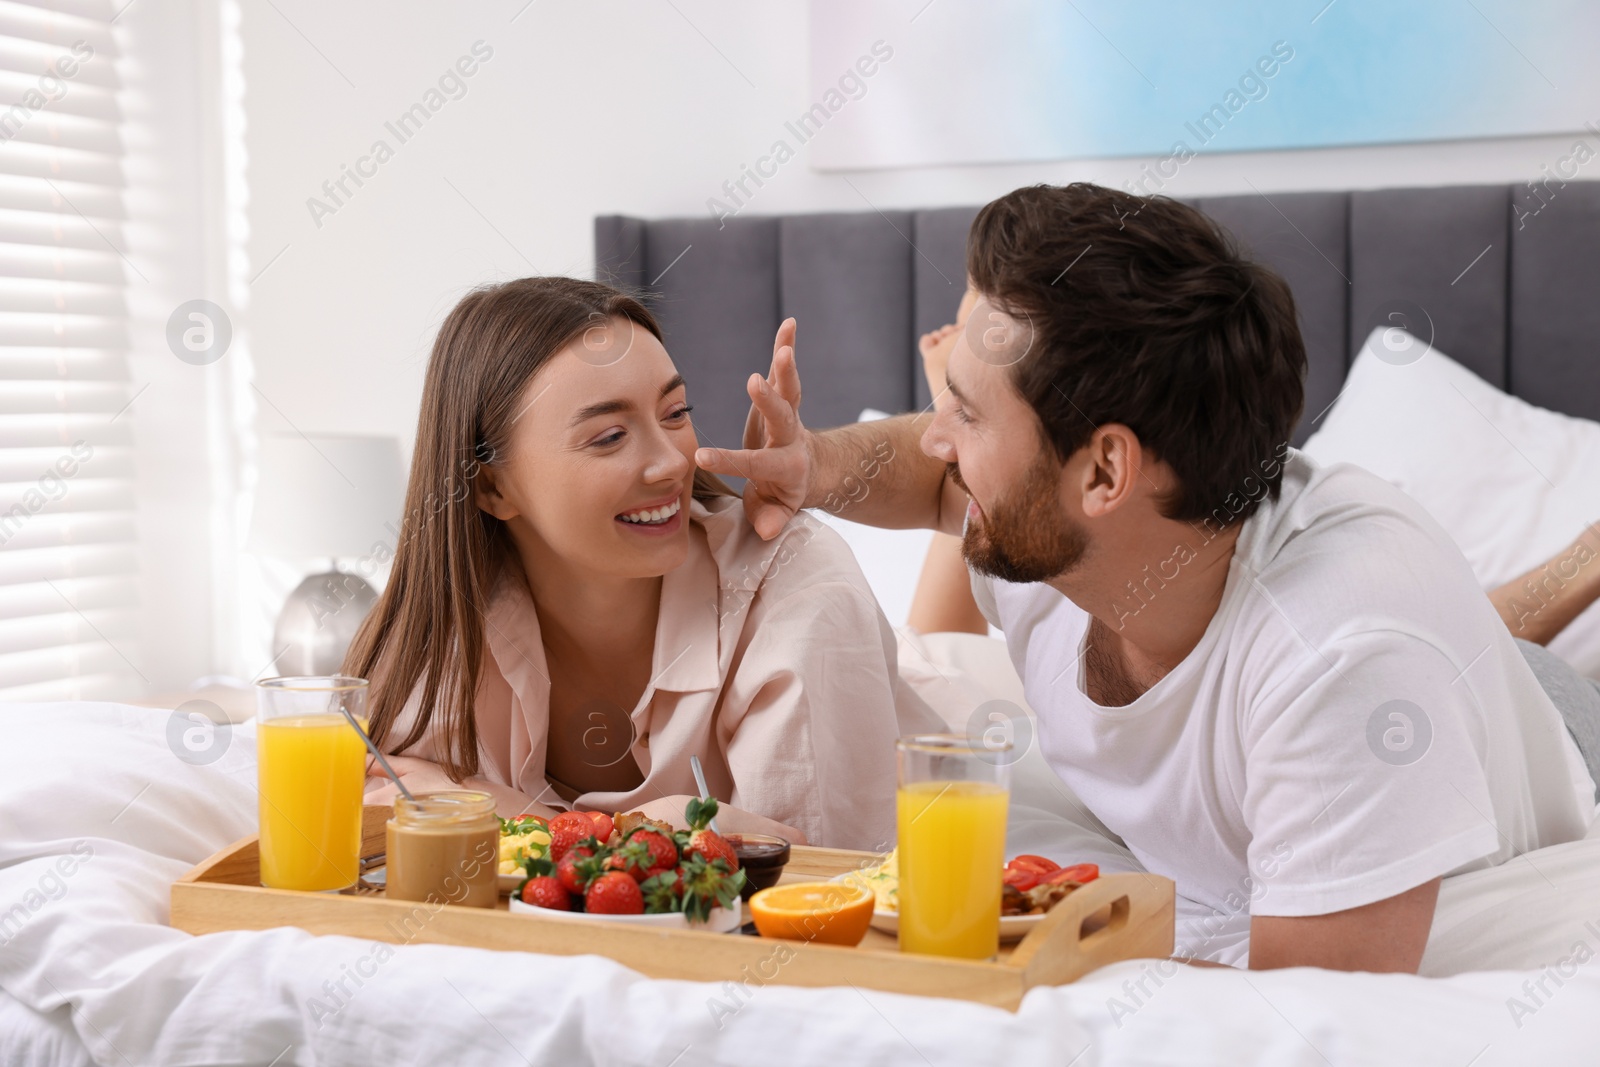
748, 881, 875, 946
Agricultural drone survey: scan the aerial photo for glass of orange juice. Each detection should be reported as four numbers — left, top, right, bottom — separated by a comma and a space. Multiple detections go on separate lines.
895, 733, 1011, 959
256, 675, 370, 891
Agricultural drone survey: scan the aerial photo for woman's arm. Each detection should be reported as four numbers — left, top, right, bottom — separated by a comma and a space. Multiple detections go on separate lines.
365, 754, 560, 819
716, 575, 928, 851
1488, 522, 1600, 645
719, 549, 943, 851
626, 794, 808, 843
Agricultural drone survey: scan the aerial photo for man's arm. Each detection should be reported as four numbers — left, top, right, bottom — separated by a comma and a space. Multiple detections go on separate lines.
695, 321, 966, 539
805, 414, 963, 533
1249, 877, 1441, 972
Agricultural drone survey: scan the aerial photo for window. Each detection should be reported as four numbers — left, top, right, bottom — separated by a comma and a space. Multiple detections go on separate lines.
0, 2, 140, 701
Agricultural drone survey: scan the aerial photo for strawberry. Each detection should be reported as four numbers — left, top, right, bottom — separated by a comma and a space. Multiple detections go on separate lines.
549, 810, 594, 834
548, 811, 599, 862
584, 870, 644, 915
639, 869, 682, 914
585, 811, 615, 843
675, 853, 745, 923
520, 875, 570, 910
518, 858, 571, 910
682, 797, 739, 871
555, 845, 596, 896
602, 837, 655, 883
626, 828, 679, 879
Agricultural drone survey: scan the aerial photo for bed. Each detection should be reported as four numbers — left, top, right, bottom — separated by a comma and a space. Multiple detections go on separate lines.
4, 701, 1600, 1065
6, 184, 1600, 1064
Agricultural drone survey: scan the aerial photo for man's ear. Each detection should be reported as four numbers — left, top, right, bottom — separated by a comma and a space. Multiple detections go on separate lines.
1076, 424, 1143, 519
473, 464, 519, 521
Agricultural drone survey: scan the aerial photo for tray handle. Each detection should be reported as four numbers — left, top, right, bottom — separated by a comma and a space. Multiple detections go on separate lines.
1007, 872, 1174, 985
1076, 890, 1130, 949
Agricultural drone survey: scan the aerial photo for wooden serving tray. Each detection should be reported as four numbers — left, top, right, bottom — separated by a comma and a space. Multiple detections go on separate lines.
171, 806, 1174, 1010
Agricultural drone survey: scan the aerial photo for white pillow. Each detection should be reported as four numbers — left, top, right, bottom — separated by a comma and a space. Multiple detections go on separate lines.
1303, 326, 1600, 678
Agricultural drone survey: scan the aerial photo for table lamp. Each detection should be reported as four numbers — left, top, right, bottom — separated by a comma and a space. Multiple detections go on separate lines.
247, 433, 405, 676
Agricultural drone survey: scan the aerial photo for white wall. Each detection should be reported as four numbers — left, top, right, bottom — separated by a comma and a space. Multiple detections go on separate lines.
232, 0, 1583, 651
241, 0, 1583, 451
105, 0, 244, 693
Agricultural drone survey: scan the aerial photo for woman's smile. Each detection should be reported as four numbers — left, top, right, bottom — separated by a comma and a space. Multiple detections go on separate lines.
616, 494, 685, 535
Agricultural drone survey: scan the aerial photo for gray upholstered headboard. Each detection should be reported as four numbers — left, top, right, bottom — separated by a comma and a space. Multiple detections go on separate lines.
596, 182, 1600, 451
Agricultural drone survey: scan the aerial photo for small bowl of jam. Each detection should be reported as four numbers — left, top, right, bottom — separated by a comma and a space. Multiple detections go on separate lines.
725, 833, 791, 899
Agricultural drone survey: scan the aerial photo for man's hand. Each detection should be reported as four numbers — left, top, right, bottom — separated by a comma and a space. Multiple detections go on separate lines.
698, 316, 955, 537
741, 317, 800, 450
696, 317, 814, 540
1249, 877, 1441, 972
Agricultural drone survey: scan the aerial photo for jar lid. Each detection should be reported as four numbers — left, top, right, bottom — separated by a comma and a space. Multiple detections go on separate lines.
392, 789, 495, 825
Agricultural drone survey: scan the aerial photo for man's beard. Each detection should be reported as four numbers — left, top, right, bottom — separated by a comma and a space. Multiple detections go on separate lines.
952, 455, 1087, 584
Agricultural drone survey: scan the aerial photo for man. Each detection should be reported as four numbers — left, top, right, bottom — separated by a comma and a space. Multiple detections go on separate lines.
697, 183, 1597, 972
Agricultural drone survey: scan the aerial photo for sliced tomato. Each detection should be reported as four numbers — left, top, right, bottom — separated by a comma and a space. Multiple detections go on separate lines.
1002, 866, 1043, 892
1043, 863, 1100, 886
1007, 854, 1060, 875
585, 811, 615, 841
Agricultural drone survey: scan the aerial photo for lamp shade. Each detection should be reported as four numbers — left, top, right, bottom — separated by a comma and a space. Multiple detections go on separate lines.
247, 433, 405, 560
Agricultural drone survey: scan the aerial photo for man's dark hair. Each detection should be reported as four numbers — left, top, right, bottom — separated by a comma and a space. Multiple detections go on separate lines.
966, 183, 1307, 526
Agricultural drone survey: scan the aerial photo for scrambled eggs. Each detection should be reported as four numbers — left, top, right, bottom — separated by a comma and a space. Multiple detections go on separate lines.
842, 848, 899, 912
498, 825, 552, 875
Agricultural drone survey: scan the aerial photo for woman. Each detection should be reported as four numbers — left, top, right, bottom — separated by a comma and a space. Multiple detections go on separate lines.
347, 277, 941, 850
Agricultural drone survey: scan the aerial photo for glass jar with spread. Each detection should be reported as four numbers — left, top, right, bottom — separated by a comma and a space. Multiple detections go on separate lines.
385, 790, 498, 908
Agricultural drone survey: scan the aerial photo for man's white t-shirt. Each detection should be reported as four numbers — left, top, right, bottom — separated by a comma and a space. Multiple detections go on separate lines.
972, 451, 1595, 923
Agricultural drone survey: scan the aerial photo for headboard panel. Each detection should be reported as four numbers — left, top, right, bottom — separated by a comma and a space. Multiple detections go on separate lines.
1511, 181, 1600, 422
1192, 191, 1350, 438
597, 181, 1600, 450
779, 212, 916, 430
601, 216, 781, 457
910, 206, 979, 413
1347, 185, 1509, 389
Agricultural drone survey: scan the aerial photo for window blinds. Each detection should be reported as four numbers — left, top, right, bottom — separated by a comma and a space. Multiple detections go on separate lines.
0, 0, 140, 701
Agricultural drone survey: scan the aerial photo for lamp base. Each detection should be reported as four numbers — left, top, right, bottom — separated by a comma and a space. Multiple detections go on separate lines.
271, 570, 380, 677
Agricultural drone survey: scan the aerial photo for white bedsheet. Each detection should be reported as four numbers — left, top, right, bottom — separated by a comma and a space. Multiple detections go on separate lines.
1, 702, 1596, 1066
0, 992, 92, 1067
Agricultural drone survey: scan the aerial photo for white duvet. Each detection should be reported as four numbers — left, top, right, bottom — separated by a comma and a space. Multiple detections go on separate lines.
1, 702, 1597, 1066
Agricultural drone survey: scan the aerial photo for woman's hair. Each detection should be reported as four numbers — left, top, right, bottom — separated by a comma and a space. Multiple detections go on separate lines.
343, 276, 734, 781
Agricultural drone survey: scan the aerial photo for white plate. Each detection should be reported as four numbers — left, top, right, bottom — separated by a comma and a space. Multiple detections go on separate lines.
507, 895, 743, 934
863, 907, 1043, 943
498, 872, 525, 894
830, 875, 1044, 943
